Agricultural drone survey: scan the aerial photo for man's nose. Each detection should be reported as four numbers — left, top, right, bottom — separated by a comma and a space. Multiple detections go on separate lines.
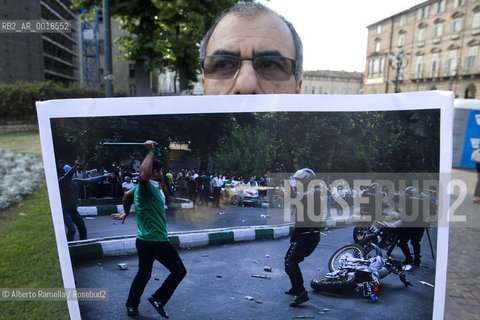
231, 60, 261, 94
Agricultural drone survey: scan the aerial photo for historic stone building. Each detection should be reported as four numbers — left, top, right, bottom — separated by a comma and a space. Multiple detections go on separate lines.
364, 0, 480, 98
302, 70, 363, 95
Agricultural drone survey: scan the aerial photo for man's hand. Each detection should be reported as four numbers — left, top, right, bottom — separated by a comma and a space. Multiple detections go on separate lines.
144, 140, 156, 151
106, 172, 116, 179
111, 212, 127, 224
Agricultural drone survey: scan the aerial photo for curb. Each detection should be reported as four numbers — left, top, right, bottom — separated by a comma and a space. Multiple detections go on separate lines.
69, 214, 363, 262
78, 199, 194, 216
69, 225, 294, 263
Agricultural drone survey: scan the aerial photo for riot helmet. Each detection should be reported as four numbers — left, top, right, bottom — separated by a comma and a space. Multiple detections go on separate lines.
405, 186, 417, 197
290, 168, 315, 194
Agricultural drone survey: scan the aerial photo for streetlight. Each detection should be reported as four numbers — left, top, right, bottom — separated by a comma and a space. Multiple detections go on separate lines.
389, 46, 409, 93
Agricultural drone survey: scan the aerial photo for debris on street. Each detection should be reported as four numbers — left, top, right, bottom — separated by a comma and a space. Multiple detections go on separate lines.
251, 274, 271, 279
419, 281, 434, 288
118, 263, 128, 270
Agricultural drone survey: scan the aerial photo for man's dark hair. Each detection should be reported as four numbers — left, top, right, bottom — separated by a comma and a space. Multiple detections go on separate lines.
152, 159, 164, 172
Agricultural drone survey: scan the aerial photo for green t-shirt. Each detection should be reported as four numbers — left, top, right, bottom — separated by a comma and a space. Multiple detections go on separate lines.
130, 183, 169, 242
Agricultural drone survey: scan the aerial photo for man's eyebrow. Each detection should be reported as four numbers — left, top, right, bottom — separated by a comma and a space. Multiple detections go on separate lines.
210, 49, 239, 56
253, 50, 284, 57
209, 49, 287, 57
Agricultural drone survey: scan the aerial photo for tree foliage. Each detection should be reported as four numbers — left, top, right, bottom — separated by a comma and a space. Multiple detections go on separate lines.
51, 110, 440, 177
73, 0, 246, 92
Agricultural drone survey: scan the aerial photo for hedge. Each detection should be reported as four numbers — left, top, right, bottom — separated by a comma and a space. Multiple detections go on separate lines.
0, 81, 126, 123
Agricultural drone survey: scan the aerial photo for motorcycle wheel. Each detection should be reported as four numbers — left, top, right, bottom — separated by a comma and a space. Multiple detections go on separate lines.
310, 273, 356, 291
328, 244, 365, 272
352, 227, 369, 243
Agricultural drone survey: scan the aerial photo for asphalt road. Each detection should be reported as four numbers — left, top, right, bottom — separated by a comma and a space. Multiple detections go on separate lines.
73, 226, 437, 320
82, 204, 355, 240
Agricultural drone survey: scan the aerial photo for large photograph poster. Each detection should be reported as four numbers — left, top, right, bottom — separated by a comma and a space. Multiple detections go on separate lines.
37, 92, 453, 320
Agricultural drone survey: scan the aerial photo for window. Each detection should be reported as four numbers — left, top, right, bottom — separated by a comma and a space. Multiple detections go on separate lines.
375, 41, 381, 52
455, 0, 465, 7
473, 13, 480, 29
416, 56, 424, 77
129, 84, 136, 96
398, 35, 405, 47
464, 47, 478, 73
417, 6, 429, 20
318, 87, 322, 94
312, 87, 315, 94
436, 0, 446, 14
304, 86, 309, 94
377, 24, 381, 34
128, 64, 135, 78
432, 53, 440, 75
400, 15, 407, 27
373, 59, 379, 76
433, 24, 443, 38
369, 58, 384, 77
446, 50, 458, 75
451, 19, 462, 33
418, 28, 426, 45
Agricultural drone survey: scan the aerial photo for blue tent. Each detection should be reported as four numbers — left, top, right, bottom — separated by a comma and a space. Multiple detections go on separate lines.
453, 99, 480, 168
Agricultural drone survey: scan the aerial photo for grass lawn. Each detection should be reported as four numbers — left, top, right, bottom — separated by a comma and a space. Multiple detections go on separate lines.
0, 131, 69, 319
0, 131, 42, 157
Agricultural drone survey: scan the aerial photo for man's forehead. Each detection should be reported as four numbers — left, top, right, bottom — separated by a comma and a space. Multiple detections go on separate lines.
207, 11, 295, 57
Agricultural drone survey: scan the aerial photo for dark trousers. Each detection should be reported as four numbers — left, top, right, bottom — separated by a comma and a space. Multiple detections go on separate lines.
126, 239, 186, 308
475, 163, 480, 197
213, 186, 221, 207
63, 209, 87, 241
398, 227, 425, 259
284, 231, 320, 294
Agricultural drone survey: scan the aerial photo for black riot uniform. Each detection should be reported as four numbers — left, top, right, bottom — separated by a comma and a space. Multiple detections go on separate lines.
397, 186, 429, 266
284, 168, 321, 307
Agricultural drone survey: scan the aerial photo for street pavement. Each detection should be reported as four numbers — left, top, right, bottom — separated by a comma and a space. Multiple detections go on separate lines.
73, 227, 437, 320
68, 168, 480, 319
444, 169, 480, 320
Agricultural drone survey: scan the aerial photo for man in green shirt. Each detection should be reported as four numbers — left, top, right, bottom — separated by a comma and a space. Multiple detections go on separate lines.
112, 140, 186, 318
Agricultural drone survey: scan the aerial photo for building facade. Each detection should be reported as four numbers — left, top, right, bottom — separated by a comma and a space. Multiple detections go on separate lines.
364, 0, 480, 98
302, 70, 363, 95
0, 0, 80, 84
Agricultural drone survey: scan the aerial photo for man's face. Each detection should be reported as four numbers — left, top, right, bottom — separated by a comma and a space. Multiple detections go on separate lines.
153, 169, 163, 183
202, 12, 302, 95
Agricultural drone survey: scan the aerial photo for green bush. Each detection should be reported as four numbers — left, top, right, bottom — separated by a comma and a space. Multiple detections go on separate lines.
0, 81, 110, 123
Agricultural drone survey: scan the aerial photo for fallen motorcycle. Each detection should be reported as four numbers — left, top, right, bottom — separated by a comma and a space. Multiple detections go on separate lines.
353, 209, 403, 258
311, 244, 411, 301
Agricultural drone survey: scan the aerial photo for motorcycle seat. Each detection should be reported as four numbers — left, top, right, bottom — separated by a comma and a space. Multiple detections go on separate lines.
375, 219, 403, 228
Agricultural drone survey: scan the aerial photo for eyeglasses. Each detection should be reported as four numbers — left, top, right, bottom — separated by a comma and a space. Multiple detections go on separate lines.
201, 54, 296, 81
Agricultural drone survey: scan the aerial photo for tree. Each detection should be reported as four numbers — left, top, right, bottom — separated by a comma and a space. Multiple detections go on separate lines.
73, 0, 246, 94
214, 125, 275, 178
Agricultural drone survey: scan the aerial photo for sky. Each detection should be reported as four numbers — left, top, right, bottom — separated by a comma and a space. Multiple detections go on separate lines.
259, 0, 425, 72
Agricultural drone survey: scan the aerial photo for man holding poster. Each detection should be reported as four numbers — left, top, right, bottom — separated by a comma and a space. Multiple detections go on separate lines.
200, 2, 317, 307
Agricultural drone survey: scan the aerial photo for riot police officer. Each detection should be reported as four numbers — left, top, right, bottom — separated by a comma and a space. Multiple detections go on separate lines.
283, 168, 321, 307
397, 186, 426, 266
